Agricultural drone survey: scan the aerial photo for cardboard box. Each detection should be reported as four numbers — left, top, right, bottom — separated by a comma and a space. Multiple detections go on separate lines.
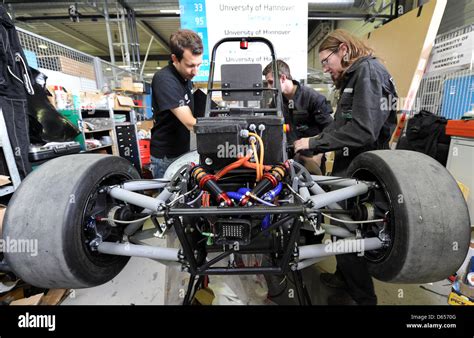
116, 95, 134, 111
132, 82, 144, 93
120, 77, 134, 92
80, 91, 103, 109
137, 120, 154, 132
77, 63, 96, 81
38, 55, 72, 73
37, 56, 96, 80
106, 93, 134, 111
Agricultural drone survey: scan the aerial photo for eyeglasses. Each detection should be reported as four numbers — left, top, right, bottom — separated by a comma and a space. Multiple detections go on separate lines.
321, 49, 338, 66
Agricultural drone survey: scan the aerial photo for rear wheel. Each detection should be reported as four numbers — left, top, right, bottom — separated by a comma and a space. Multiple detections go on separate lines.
347, 150, 471, 283
4, 154, 141, 289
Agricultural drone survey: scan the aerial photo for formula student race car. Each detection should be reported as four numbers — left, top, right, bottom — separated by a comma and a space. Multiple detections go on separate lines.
2, 38, 470, 305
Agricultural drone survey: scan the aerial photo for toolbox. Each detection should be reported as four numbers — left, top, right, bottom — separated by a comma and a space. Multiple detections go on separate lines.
29, 141, 81, 162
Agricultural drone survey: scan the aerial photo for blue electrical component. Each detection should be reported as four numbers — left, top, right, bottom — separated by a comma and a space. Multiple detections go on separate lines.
261, 182, 283, 201
227, 191, 244, 201
237, 187, 250, 195
262, 214, 271, 232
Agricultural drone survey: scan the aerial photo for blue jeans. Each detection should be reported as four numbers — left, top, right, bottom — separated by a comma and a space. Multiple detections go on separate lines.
150, 155, 177, 179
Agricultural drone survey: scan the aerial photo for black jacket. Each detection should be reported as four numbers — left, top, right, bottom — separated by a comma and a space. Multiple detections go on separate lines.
0, 5, 34, 178
0, 5, 34, 98
308, 56, 397, 175
282, 80, 333, 143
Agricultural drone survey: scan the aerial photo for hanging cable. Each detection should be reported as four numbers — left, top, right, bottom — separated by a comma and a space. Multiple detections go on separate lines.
320, 212, 385, 224
167, 187, 197, 207
99, 215, 150, 224
250, 139, 260, 181
187, 191, 204, 206
246, 192, 276, 207
249, 132, 265, 180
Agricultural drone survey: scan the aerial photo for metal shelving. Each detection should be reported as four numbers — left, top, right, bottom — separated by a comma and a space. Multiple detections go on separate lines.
85, 144, 113, 152
0, 27, 146, 183
84, 128, 115, 133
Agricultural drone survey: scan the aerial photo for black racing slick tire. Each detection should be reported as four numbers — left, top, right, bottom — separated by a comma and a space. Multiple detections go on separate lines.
347, 150, 471, 283
3, 154, 141, 289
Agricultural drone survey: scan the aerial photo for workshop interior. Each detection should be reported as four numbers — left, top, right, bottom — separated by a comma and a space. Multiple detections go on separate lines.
0, 0, 473, 311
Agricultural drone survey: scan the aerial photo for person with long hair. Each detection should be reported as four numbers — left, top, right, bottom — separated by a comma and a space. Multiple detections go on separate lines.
294, 29, 398, 305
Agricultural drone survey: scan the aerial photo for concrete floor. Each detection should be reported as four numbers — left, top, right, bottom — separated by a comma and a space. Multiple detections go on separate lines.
61, 256, 166, 305
62, 232, 452, 305
62, 235, 168, 305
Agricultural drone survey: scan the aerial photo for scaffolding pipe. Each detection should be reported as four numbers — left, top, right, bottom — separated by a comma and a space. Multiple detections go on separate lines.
321, 223, 353, 238
122, 179, 168, 191
309, 183, 369, 209
311, 175, 359, 187
119, 8, 131, 68
140, 35, 154, 76
109, 187, 165, 211
125, 7, 141, 72
299, 237, 383, 260
131, 9, 141, 72
103, 0, 116, 66
298, 186, 311, 201
126, 8, 136, 70
98, 242, 180, 261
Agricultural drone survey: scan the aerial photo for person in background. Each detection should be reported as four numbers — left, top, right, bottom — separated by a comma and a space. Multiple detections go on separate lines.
294, 29, 397, 305
263, 60, 333, 175
150, 29, 203, 178
262, 60, 333, 298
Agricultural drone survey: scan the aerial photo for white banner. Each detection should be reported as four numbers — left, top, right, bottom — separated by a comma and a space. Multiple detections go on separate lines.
204, 0, 308, 82
426, 31, 474, 73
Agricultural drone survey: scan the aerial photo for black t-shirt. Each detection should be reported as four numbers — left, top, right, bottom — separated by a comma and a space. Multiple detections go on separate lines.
150, 64, 194, 158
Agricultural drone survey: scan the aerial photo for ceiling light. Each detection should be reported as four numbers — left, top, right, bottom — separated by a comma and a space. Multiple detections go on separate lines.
145, 73, 154, 77
106, 67, 112, 71
38, 44, 48, 49
156, 66, 162, 70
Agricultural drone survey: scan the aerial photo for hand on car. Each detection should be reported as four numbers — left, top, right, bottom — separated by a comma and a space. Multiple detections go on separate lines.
294, 138, 310, 153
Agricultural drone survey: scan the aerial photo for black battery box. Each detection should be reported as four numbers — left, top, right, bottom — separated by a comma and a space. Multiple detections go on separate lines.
194, 115, 285, 171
